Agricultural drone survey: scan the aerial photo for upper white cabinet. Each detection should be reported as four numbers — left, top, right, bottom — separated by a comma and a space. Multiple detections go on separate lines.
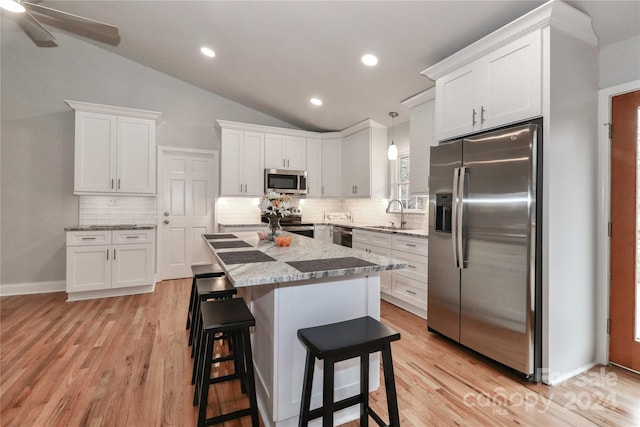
434, 30, 542, 141
401, 88, 436, 195
341, 122, 387, 198
220, 128, 264, 196
321, 138, 342, 198
265, 134, 306, 170
66, 101, 161, 195
305, 138, 322, 197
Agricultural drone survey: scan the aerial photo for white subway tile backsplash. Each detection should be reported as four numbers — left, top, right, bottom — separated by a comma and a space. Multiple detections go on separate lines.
78, 196, 158, 226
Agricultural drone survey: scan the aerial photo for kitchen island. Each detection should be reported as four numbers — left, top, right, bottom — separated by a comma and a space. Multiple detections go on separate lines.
203, 231, 407, 427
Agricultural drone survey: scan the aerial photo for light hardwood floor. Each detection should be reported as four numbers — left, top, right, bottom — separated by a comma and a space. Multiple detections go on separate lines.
1, 279, 639, 426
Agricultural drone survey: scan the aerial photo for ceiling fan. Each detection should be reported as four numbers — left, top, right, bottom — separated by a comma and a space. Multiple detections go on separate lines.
0, 0, 120, 47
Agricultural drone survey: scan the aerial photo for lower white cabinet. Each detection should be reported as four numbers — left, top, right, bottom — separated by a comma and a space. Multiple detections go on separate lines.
313, 225, 333, 244
352, 230, 392, 294
353, 229, 428, 318
66, 229, 154, 296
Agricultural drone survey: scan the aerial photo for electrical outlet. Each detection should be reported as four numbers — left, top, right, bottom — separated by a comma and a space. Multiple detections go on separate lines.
108, 197, 118, 206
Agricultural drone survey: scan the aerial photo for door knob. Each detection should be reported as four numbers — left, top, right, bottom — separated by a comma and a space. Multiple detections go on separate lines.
164, 212, 170, 217
164, 219, 170, 224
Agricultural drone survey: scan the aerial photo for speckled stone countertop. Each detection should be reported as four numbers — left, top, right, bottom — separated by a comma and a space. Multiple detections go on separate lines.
204, 232, 408, 287
64, 224, 156, 231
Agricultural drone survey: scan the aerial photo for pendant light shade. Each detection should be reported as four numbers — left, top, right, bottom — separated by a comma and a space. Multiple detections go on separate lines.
387, 112, 398, 160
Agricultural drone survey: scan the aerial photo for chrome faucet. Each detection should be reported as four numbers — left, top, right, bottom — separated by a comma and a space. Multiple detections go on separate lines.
386, 199, 406, 228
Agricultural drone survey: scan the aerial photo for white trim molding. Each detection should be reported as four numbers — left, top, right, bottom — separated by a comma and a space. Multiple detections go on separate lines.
65, 100, 163, 123
0, 280, 66, 297
596, 79, 640, 365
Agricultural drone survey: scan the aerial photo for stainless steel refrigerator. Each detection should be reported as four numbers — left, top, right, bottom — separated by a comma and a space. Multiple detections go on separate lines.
428, 122, 542, 378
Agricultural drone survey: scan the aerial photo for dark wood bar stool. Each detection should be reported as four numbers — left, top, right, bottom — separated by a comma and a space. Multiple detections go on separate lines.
186, 263, 225, 336
190, 276, 237, 362
297, 316, 401, 427
193, 298, 259, 427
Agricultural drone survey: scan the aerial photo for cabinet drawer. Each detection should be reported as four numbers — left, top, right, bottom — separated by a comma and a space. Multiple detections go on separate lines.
352, 229, 392, 247
392, 250, 427, 282
392, 235, 428, 255
392, 275, 427, 309
113, 229, 154, 244
66, 230, 111, 246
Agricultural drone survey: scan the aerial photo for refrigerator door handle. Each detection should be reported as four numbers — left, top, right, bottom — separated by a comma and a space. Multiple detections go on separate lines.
457, 166, 467, 268
452, 167, 460, 268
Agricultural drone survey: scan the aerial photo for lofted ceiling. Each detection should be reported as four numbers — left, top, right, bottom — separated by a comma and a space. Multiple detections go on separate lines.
2, 0, 639, 131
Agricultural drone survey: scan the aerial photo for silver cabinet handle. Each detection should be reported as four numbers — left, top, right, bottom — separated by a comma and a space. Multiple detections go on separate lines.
321, 186, 325, 196
354, 185, 358, 194
106, 249, 109, 260
283, 159, 286, 167
126, 236, 139, 239
113, 249, 116, 260
287, 159, 290, 167
408, 264, 416, 269
240, 184, 243, 192
244, 184, 247, 192
480, 106, 486, 124
82, 237, 96, 240
405, 243, 417, 247
472, 108, 477, 126
117, 179, 121, 189
111, 179, 114, 189
164, 219, 170, 224
405, 289, 417, 295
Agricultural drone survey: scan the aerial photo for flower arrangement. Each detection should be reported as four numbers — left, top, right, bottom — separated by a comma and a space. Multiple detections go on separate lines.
259, 191, 292, 217
259, 192, 292, 240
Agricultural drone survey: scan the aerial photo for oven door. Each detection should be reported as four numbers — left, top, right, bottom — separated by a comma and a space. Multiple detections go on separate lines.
332, 226, 352, 247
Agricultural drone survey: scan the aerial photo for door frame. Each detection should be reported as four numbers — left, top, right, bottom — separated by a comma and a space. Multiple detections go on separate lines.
597, 79, 640, 365
156, 146, 218, 281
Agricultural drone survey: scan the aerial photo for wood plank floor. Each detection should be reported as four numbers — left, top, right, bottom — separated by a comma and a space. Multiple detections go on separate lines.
2, 279, 639, 426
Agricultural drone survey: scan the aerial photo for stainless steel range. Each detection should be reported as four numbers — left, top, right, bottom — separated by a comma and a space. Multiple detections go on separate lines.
261, 214, 314, 238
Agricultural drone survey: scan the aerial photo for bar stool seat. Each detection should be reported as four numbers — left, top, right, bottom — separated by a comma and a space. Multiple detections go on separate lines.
187, 263, 225, 332
190, 276, 237, 361
297, 316, 401, 427
193, 298, 259, 427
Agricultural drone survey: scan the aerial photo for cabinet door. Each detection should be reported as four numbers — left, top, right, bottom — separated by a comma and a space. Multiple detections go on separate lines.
409, 100, 435, 195
117, 116, 156, 194
220, 128, 244, 196
242, 131, 265, 196
481, 30, 542, 129
264, 133, 285, 169
321, 138, 342, 197
341, 132, 358, 196
74, 111, 117, 193
313, 225, 332, 243
306, 138, 322, 197
112, 243, 153, 288
66, 245, 111, 292
350, 128, 371, 197
283, 136, 306, 170
435, 65, 476, 141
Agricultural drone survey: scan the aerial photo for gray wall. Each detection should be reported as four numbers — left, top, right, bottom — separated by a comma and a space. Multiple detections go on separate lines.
0, 20, 294, 286
599, 34, 640, 89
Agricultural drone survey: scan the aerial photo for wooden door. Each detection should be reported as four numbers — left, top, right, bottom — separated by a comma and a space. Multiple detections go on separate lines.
158, 148, 216, 280
610, 89, 640, 371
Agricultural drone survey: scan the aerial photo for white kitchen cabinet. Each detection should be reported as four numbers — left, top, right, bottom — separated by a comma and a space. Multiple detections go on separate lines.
65, 101, 161, 195
341, 123, 387, 198
66, 229, 154, 298
220, 129, 265, 196
313, 225, 332, 243
435, 30, 542, 141
352, 229, 392, 293
321, 138, 342, 197
305, 138, 322, 198
265, 134, 306, 170
401, 88, 436, 195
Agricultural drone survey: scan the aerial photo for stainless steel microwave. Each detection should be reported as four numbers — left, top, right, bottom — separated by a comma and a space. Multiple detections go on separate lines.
264, 169, 307, 195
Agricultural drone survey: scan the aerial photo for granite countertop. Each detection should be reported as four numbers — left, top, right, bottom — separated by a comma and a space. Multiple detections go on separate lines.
64, 224, 156, 231
204, 232, 408, 287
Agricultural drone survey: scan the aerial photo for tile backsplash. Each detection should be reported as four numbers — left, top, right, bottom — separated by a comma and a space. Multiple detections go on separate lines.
78, 196, 158, 226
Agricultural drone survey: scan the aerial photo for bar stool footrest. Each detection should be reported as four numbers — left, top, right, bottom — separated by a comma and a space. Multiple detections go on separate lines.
203, 408, 254, 426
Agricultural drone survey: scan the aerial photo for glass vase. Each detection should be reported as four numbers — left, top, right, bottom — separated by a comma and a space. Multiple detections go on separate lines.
266, 215, 282, 241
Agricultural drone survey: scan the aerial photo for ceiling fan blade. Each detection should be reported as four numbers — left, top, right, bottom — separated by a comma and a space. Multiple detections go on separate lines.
23, 1, 120, 40
19, 10, 57, 44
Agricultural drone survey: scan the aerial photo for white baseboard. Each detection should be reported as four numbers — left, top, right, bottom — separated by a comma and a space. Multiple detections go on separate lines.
0, 280, 66, 297
544, 361, 599, 385
381, 293, 427, 320
66, 285, 155, 302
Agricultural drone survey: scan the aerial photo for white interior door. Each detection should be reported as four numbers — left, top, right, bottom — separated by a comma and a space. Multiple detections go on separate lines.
158, 147, 217, 280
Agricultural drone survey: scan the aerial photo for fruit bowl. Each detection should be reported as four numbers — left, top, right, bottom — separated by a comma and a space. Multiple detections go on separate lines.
274, 236, 292, 247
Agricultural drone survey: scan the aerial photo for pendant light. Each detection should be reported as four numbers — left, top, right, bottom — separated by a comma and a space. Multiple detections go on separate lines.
387, 112, 398, 160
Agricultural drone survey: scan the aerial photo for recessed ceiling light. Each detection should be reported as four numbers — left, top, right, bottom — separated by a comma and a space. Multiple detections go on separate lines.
200, 46, 216, 58
361, 54, 378, 66
0, 0, 26, 13
310, 98, 323, 106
